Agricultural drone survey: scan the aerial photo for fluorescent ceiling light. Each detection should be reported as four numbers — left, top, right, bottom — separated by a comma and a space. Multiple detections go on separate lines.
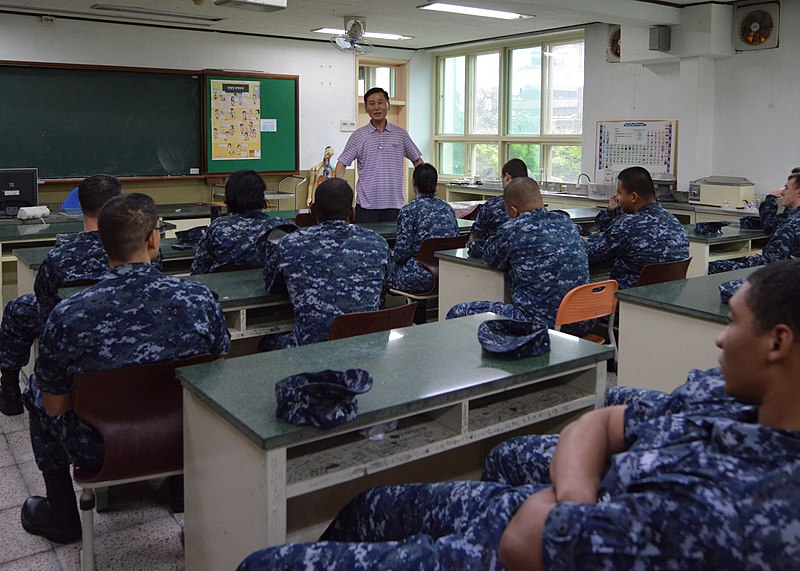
311, 28, 413, 41
91, 4, 223, 22
417, 2, 530, 20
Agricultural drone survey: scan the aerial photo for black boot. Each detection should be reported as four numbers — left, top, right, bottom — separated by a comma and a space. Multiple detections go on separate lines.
21, 468, 81, 543
0, 369, 23, 416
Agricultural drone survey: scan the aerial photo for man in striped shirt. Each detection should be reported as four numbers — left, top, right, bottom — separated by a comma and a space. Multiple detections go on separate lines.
335, 87, 423, 223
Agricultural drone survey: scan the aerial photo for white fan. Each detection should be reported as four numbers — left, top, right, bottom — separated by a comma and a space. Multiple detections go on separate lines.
607, 25, 621, 63
331, 18, 374, 54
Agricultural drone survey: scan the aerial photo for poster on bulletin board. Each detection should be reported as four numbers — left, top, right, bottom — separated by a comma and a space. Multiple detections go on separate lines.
595, 120, 677, 183
203, 70, 299, 175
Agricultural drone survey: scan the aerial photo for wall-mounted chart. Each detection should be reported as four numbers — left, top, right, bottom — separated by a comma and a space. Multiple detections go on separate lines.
595, 120, 677, 183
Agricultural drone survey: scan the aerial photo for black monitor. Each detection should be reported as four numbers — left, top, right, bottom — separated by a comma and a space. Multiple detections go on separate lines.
0, 168, 38, 216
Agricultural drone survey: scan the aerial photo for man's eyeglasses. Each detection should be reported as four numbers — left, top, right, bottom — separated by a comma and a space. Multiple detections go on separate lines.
146, 223, 167, 241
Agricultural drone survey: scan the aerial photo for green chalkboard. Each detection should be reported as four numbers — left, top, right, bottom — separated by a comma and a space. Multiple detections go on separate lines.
204, 73, 298, 174
0, 64, 201, 179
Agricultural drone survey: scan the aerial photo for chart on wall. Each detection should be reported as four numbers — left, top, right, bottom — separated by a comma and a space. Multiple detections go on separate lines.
204, 71, 298, 174
210, 80, 262, 161
595, 120, 677, 183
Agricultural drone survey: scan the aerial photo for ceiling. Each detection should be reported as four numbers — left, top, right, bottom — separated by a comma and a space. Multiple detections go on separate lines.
0, 0, 741, 50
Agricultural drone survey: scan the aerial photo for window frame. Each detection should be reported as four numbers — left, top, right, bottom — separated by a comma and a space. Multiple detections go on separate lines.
433, 31, 584, 182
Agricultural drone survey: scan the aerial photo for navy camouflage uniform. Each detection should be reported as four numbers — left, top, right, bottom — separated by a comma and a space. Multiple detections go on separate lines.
585, 202, 689, 288
0, 231, 108, 373
447, 209, 589, 329
387, 194, 458, 292
22, 263, 230, 473
239, 368, 800, 570
709, 208, 800, 274
759, 194, 796, 234
190, 211, 296, 274
262, 220, 390, 350
467, 195, 507, 258
594, 205, 623, 231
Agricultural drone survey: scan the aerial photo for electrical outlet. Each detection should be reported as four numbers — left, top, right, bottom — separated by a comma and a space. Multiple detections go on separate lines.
340, 120, 356, 132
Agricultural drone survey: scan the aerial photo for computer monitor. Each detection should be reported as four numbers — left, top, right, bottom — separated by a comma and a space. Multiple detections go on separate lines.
0, 168, 38, 216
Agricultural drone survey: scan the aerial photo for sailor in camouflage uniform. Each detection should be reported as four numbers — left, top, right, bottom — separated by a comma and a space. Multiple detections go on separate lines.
447, 177, 589, 330
466, 158, 527, 258
387, 163, 458, 292
261, 178, 389, 351
594, 193, 624, 231
0, 175, 121, 416
709, 173, 800, 274
191, 169, 297, 274
759, 172, 800, 234
20, 193, 230, 544
238, 260, 800, 571
584, 167, 688, 289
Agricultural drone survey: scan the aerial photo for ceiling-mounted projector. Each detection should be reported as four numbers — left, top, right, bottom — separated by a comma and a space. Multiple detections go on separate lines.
213, 0, 286, 11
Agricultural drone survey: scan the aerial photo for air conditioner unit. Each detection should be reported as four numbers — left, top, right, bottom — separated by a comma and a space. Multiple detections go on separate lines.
213, 0, 286, 11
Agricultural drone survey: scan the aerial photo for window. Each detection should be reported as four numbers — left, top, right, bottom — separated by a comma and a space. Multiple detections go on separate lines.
434, 34, 584, 182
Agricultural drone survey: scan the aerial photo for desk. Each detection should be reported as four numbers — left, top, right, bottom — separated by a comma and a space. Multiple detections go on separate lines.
686, 225, 769, 278
179, 313, 611, 571
14, 237, 195, 297
616, 267, 755, 392
436, 248, 511, 321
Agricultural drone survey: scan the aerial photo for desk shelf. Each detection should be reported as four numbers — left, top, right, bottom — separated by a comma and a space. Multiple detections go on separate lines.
224, 305, 294, 340
285, 366, 597, 499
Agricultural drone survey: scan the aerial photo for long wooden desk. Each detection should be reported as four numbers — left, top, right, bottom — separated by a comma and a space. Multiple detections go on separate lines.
616, 267, 755, 392
14, 237, 195, 297
179, 312, 612, 571
685, 224, 769, 278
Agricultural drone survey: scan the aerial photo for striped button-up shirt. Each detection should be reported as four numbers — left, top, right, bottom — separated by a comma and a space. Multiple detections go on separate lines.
338, 121, 422, 210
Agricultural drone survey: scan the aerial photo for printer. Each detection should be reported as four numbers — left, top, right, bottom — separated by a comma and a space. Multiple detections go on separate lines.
688, 176, 755, 208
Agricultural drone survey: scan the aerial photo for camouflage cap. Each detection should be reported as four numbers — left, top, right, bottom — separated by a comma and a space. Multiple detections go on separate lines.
477, 318, 550, 359
275, 368, 373, 429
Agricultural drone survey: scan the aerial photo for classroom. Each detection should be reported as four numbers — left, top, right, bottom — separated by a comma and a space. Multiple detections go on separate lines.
1, 0, 799, 569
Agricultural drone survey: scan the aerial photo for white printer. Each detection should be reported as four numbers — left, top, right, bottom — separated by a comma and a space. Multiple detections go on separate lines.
688, 176, 755, 208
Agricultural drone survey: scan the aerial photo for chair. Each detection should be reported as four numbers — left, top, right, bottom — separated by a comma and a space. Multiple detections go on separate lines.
71, 354, 215, 571
636, 257, 692, 287
294, 212, 316, 227
388, 234, 469, 323
329, 302, 417, 340
212, 263, 260, 273
267, 175, 306, 210
328, 301, 417, 341
555, 280, 619, 358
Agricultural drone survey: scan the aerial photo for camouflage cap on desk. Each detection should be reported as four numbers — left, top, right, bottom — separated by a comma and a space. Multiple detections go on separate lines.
275, 368, 373, 429
477, 318, 550, 359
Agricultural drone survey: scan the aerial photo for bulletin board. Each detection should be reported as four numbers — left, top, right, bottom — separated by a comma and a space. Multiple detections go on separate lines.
595, 120, 677, 183
204, 71, 299, 174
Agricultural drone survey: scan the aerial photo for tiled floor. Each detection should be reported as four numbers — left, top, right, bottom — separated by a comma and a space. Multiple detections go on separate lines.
0, 408, 184, 571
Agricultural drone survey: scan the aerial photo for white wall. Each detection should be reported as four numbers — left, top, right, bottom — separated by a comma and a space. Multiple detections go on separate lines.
0, 13, 425, 170
583, 1, 800, 195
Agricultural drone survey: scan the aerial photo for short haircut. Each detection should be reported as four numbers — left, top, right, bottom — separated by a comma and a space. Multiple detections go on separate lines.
745, 260, 800, 337
788, 173, 800, 188
225, 169, 266, 213
791, 167, 800, 174
617, 166, 655, 199
502, 158, 528, 180
98, 193, 158, 262
504, 176, 541, 206
313, 178, 353, 222
363, 87, 389, 105
78, 174, 121, 217
413, 163, 438, 195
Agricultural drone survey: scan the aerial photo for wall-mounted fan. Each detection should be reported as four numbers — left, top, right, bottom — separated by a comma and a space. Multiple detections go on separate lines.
331, 18, 374, 54
735, 2, 779, 51
607, 25, 621, 63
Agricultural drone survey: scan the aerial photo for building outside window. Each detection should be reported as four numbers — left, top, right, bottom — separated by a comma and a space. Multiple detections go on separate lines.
434, 33, 584, 184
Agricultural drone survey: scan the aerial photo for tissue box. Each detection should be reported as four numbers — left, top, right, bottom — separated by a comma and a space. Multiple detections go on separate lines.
588, 183, 615, 200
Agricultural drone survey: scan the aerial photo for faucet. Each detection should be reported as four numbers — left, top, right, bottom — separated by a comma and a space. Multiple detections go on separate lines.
577, 173, 592, 184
